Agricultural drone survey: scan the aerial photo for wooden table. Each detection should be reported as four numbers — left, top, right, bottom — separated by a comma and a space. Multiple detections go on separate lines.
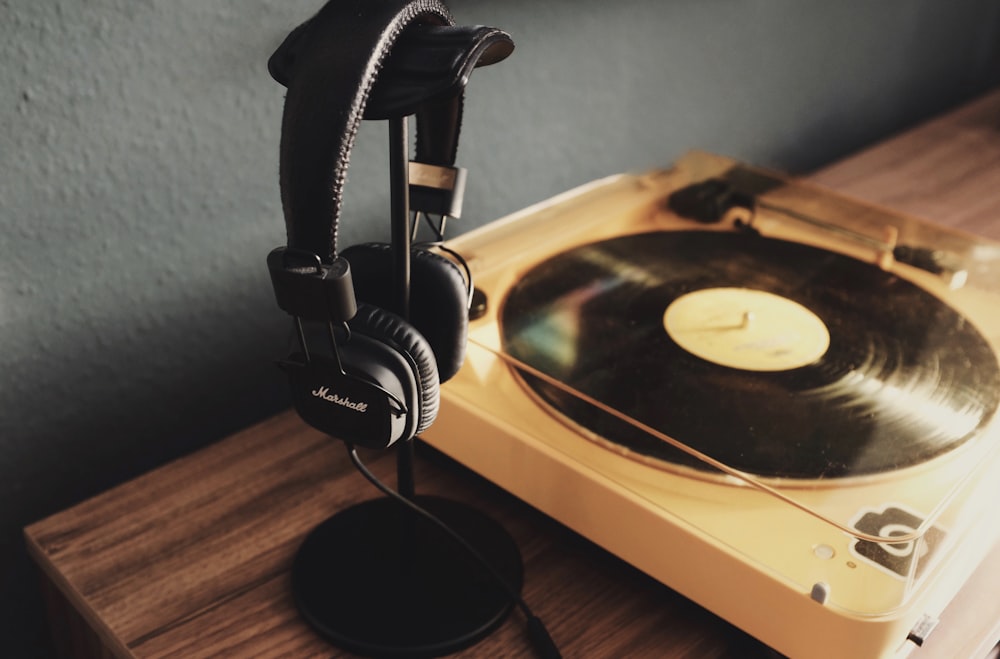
26, 89, 1000, 658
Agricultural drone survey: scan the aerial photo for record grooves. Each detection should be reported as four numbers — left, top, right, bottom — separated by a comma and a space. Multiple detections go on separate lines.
499, 230, 1000, 480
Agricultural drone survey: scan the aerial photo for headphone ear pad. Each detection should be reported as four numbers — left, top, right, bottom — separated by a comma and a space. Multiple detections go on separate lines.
343, 244, 468, 382
350, 303, 440, 435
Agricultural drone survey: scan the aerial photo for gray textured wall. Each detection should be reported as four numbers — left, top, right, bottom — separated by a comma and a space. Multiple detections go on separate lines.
2, 0, 999, 653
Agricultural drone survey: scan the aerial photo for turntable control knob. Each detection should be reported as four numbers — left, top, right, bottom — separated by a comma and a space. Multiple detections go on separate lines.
810, 581, 831, 604
469, 288, 488, 321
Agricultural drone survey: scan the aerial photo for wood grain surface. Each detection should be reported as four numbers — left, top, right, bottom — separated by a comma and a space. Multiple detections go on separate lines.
809, 89, 1000, 241
26, 413, 777, 658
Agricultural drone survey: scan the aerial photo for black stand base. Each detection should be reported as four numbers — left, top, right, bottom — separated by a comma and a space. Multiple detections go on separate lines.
292, 496, 523, 658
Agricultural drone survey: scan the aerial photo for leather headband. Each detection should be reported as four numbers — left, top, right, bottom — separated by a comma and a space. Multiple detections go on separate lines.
271, 0, 455, 263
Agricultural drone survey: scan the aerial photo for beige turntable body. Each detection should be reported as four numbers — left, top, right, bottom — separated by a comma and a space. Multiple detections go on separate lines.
422, 152, 1000, 659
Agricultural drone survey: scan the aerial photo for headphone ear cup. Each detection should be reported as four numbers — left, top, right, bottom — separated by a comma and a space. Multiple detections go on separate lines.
350, 303, 441, 435
282, 325, 418, 449
343, 244, 468, 382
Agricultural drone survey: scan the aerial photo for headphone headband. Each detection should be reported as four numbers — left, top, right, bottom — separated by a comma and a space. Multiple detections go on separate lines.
272, 0, 455, 263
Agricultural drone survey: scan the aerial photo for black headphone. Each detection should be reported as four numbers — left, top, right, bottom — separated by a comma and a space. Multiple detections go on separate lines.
266, 0, 512, 449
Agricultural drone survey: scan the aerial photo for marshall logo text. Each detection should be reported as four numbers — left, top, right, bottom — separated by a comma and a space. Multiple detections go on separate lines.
311, 386, 369, 413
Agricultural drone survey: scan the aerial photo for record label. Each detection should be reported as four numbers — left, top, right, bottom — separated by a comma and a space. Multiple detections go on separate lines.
663, 287, 831, 372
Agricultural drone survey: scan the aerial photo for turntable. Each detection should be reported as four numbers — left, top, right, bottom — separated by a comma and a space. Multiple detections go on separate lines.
421, 152, 1000, 658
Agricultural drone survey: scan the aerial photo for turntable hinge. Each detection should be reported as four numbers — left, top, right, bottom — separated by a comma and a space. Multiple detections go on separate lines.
906, 614, 939, 647
666, 178, 755, 225
667, 177, 967, 285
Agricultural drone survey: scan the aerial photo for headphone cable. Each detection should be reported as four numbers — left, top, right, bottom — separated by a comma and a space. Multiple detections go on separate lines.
346, 445, 562, 659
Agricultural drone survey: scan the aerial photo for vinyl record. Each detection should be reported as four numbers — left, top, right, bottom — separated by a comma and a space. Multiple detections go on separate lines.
499, 230, 1000, 480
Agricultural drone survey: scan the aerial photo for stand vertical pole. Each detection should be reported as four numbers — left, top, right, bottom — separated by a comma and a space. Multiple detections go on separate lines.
388, 116, 416, 500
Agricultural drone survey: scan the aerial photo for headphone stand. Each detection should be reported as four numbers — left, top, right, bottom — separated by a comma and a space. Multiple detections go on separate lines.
292, 493, 524, 658
291, 116, 524, 657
